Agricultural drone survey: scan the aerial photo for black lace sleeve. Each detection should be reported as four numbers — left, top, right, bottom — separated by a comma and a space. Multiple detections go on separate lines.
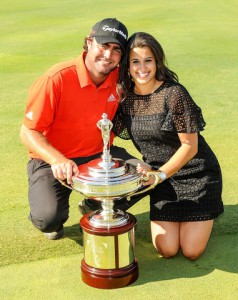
112, 105, 131, 140
161, 84, 206, 133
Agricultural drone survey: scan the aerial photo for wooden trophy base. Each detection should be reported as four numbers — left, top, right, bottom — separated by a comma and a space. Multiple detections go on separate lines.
81, 259, 139, 289
80, 212, 139, 289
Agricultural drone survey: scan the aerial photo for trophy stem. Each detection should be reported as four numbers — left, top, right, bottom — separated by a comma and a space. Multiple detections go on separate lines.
88, 198, 129, 228
101, 199, 114, 219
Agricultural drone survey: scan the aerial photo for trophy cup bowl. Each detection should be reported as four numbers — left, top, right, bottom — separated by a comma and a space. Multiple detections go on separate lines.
61, 113, 159, 289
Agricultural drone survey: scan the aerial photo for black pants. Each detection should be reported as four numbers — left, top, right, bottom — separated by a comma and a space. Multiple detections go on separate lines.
27, 146, 137, 233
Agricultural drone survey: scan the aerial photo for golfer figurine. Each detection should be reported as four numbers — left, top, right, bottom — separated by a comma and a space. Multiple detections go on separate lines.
97, 113, 114, 169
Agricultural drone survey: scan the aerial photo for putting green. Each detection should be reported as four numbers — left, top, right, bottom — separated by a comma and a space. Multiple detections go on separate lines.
1, 0, 238, 299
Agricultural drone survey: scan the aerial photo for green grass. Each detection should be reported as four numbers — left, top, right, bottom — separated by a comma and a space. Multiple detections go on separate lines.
0, 0, 238, 299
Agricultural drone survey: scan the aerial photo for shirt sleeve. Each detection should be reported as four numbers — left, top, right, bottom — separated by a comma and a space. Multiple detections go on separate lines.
161, 84, 206, 133
23, 74, 59, 132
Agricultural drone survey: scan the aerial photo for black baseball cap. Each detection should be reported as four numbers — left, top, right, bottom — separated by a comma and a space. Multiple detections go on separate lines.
89, 18, 128, 53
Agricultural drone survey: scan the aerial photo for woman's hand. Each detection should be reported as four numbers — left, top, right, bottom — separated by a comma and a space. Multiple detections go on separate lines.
137, 163, 156, 186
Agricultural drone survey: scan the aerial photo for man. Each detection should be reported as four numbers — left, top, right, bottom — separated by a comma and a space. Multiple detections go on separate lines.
20, 18, 134, 240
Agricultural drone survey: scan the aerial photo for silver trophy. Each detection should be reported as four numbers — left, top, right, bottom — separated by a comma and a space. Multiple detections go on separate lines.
62, 113, 159, 289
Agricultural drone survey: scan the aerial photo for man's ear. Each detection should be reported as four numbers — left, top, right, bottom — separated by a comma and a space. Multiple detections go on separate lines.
86, 37, 93, 49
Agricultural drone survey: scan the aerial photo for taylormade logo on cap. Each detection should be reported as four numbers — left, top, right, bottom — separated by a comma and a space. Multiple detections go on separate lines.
102, 25, 127, 40
90, 18, 128, 52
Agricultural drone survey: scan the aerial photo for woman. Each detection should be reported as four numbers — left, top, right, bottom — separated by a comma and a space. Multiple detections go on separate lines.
113, 32, 223, 260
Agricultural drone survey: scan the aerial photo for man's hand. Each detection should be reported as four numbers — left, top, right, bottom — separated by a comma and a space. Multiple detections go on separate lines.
20, 125, 80, 185
51, 158, 79, 185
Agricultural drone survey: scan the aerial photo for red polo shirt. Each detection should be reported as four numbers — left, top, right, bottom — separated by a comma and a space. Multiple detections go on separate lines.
23, 52, 119, 159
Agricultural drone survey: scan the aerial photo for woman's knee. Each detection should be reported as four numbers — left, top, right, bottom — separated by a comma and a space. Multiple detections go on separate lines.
158, 248, 179, 259
153, 240, 179, 258
180, 220, 213, 260
181, 245, 205, 260
151, 221, 180, 258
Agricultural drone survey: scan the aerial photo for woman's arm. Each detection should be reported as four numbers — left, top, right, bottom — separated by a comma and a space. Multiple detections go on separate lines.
159, 132, 198, 177
137, 132, 198, 184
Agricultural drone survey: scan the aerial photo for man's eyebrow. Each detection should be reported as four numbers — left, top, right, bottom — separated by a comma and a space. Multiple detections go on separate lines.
103, 43, 121, 48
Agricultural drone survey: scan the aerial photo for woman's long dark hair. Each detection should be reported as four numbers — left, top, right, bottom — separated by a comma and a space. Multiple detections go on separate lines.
118, 32, 179, 100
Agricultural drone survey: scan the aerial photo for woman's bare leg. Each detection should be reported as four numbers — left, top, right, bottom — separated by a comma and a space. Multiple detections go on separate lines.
151, 221, 180, 258
180, 220, 214, 260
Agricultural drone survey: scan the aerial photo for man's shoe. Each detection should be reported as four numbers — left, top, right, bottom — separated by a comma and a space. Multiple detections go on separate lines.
78, 199, 101, 215
43, 227, 64, 240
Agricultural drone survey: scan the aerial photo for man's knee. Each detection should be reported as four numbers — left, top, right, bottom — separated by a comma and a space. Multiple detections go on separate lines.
29, 212, 67, 233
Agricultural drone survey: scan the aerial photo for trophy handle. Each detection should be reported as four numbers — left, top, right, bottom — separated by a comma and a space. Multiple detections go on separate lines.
58, 179, 74, 190
126, 171, 161, 200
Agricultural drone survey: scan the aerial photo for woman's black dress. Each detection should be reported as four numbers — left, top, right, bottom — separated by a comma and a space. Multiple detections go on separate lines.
113, 81, 224, 222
